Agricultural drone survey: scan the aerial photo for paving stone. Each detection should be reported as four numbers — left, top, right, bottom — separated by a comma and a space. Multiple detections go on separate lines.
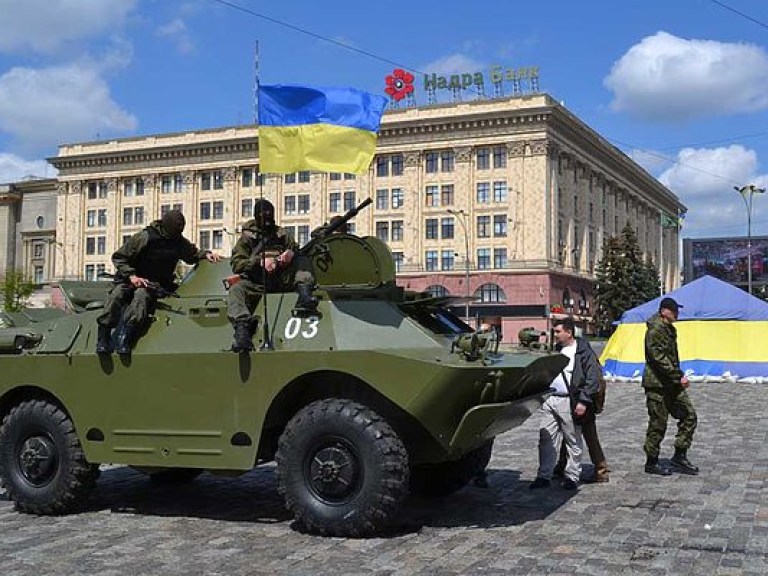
3, 382, 768, 574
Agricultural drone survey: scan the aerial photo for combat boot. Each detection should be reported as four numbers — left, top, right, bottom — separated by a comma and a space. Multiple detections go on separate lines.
231, 320, 254, 353
114, 323, 134, 355
644, 455, 672, 476
293, 283, 318, 316
95, 324, 112, 354
670, 449, 699, 475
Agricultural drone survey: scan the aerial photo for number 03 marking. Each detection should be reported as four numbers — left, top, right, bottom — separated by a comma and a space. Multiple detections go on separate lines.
284, 317, 320, 340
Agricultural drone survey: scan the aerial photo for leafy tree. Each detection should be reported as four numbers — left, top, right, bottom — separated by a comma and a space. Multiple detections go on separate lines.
594, 223, 662, 335
1, 269, 36, 312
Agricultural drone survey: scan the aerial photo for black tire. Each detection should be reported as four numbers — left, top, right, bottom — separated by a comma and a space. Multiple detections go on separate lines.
148, 468, 203, 484
0, 400, 99, 514
276, 398, 409, 537
409, 440, 494, 498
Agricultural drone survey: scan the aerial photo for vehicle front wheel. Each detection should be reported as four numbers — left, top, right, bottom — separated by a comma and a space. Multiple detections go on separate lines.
409, 440, 494, 498
0, 400, 99, 514
276, 398, 409, 537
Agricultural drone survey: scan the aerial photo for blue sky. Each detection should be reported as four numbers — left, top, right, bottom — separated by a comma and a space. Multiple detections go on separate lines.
1, 0, 767, 239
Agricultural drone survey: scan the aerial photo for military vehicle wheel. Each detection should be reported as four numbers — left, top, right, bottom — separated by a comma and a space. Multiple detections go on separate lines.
409, 440, 494, 498
276, 398, 409, 537
0, 400, 99, 514
148, 468, 203, 484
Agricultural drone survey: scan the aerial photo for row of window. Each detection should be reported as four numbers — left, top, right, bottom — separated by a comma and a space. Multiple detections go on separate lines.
426, 283, 507, 303
423, 214, 509, 240
425, 248, 508, 271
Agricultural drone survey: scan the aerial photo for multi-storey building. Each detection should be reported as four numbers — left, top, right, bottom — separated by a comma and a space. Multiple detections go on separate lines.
0, 178, 59, 300
48, 93, 684, 340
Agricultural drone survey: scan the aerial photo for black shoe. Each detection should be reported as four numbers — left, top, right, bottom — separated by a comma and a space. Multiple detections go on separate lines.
231, 321, 254, 353
561, 478, 578, 491
671, 450, 699, 475
529, 477, 550, 489
644, 461, 673, 476
95, 324, 112, 354
114, 324, 134, 355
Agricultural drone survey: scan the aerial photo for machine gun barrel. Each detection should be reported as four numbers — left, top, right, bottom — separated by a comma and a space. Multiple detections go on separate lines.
301, 197, 372, 255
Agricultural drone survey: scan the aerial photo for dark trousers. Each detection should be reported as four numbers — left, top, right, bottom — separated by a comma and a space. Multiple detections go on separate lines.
97, 284, 157, 328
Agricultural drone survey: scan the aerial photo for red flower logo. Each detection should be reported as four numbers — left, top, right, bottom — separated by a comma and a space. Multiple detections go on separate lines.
385, 68, 415, 102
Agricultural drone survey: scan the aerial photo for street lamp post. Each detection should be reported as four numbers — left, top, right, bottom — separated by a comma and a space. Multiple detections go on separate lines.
734, 185, 766, 296
447, 208, 470, 322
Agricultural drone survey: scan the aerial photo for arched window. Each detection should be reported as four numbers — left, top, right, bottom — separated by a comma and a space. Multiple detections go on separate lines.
425, 284, 449, 298
474, 283, 506, 303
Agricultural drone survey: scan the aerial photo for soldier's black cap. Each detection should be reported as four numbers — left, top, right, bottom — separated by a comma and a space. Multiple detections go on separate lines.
659, 297, 683, 314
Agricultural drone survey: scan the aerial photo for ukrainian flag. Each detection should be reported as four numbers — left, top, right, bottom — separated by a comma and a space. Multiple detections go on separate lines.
258, 85, 388, 174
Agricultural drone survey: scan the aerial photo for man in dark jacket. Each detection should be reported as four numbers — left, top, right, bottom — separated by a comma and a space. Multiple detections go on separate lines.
96, 210, 221, 354
530, 317, 602, 490
554, 328, 610, 483
642, 297, 698, 476
227, 199, 317, 352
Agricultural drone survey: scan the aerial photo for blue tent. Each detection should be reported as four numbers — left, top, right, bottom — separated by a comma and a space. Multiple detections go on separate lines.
601, 276, 768, 379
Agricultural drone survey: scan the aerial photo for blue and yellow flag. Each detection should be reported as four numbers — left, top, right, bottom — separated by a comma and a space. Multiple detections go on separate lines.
258, 85, 388, 174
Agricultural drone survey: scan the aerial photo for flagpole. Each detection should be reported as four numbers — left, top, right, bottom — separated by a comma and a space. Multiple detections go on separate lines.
255, 39, 274, 351
659, 212, 665, 292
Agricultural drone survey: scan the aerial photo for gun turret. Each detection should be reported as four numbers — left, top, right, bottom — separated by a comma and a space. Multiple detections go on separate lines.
303, 197, 373, 254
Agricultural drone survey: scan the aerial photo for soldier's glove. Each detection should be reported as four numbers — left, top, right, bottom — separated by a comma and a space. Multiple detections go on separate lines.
277, 249, 294, 266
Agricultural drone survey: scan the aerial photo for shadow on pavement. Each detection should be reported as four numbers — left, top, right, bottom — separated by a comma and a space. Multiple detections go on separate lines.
73, 466, 575, 535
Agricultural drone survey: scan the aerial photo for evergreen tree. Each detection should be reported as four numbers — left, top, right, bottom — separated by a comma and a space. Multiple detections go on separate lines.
594, 223, 661, 335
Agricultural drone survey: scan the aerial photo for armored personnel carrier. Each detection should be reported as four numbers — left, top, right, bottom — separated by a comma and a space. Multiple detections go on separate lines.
0, 212, 566, 537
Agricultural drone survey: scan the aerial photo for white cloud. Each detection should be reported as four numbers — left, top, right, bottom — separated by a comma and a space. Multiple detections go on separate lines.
421, 53, 485, 76
658, 145, 768, 236
0, 64, 137, 153
0, 0, 138, 54
0, 153, 55, 184
605, 31, 768, 121
156, 18, 195, 55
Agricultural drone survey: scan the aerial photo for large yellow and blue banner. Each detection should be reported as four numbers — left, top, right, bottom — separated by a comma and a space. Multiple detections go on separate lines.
258, 85, 388, 174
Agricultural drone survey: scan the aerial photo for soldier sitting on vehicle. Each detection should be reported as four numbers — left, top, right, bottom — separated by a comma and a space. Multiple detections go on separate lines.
227, 199, 318, 353
96, 210, 222, 355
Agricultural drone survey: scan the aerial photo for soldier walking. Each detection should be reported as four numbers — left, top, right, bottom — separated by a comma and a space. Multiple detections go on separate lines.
642, 297, 699, 476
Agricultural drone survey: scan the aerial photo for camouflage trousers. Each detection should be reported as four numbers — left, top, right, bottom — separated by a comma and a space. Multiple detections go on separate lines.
643, 388, 698, 458
97, 284, 157, 328
227, 263, 314, 322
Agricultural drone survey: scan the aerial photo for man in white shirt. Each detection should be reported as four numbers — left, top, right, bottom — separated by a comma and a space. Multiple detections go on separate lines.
530, 318, 588, 490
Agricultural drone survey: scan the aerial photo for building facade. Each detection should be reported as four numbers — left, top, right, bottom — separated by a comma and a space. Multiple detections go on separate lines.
0, 178, 59, 295
49, 94, 684, 340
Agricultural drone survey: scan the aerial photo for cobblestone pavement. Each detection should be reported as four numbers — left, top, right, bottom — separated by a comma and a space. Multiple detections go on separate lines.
3, 382, 768, 575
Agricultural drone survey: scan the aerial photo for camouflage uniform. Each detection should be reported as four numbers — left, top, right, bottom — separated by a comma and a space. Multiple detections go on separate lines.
98, 219, 208, 330
226, 219, 314, 322
642, 313, 697, 458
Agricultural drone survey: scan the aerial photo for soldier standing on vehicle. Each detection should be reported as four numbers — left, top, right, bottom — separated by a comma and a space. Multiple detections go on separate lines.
642, 297, 699, 476
227, 199, 317, 352
96, 210, 221, 355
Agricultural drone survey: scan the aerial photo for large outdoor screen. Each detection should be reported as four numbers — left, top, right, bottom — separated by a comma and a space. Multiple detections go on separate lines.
685, 237, 768, 284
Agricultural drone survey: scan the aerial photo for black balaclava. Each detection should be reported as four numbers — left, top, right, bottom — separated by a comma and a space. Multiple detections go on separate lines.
253, 199, 276, 229
162, 209, 186, 238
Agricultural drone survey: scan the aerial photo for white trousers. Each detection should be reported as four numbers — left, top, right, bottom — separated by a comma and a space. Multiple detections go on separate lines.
536, 395, 583, 483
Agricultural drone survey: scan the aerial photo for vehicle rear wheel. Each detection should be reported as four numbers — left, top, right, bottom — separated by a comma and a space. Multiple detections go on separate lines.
0, 400, 99, 514
409, 440, 494, 498
276, 398, 409, 537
